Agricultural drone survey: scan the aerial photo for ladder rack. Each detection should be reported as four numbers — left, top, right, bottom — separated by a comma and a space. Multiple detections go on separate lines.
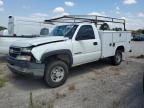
44, 15, 126, 30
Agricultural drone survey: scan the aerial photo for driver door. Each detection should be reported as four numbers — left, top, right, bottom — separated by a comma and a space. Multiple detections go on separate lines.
72, 25, 101, 66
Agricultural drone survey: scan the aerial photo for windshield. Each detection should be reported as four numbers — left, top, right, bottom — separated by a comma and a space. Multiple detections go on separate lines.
49, 25, 78, 39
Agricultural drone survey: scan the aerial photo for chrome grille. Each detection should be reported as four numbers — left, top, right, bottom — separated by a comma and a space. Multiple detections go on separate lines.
9, 47, 21, 58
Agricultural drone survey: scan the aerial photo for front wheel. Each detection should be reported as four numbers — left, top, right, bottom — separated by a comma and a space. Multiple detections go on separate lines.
44, 60, 69, 88
111, 50, 122, 65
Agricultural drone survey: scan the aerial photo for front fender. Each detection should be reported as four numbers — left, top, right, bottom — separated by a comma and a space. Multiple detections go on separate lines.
41, 49, 73, 66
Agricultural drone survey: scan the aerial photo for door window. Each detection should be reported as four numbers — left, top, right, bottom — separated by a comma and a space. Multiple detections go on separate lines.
76, 25, 95, 40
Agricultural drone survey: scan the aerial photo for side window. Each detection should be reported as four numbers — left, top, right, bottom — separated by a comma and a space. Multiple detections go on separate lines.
76, 25, 95, 40
65, 25, 78, 39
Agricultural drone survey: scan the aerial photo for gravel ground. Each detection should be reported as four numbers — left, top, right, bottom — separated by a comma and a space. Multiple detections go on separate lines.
0, 41, 144, 108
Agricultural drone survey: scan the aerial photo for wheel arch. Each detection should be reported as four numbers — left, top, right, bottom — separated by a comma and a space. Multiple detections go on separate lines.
41, 49, 73, 67
116, 46, 125, 53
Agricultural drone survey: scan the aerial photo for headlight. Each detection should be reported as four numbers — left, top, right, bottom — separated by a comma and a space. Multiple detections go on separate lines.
21, 48, 31, 53
16, 55, 31, 61
9, 48, 14, 54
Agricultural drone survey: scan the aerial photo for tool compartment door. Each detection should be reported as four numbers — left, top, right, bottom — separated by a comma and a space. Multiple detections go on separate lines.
113, 32, 127, 43
99, 31, 114, 58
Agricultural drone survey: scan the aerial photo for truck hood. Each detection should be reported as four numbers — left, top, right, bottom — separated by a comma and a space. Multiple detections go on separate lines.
11, 36, 69, 47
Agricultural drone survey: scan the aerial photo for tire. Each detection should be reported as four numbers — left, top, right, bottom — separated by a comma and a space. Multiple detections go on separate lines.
44, 60, 69, 88
111, 50, 122, 65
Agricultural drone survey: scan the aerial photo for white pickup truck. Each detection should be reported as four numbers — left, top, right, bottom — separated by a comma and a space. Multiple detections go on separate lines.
7, 15, 132, 87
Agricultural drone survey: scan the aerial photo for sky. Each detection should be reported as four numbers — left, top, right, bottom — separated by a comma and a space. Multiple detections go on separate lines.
0, 0, 144, 30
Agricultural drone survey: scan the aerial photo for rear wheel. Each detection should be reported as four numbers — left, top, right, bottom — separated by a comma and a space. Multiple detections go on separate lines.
44, 60, 69, 88
111, 50, 122, 65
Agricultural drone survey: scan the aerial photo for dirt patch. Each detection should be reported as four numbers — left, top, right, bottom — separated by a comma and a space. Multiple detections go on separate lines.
28, 91, 55, 108
109, 67, 122, 72
55, 92, 67, 99
68, 84, 76, 91
136, 55, 144, 59
129, 54, 144, 59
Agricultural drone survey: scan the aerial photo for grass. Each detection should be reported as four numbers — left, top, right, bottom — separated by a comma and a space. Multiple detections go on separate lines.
0, 75, 8, 88
91, 77, 96, 80
47, 100, 54, 108
29, 92, 34, 108
82, 97, 88, 102
55, 92, 66, 99
136, 54, 144, 59
68, 84, 76, 91
129, 54, 144, 59
28, 91, 55, 108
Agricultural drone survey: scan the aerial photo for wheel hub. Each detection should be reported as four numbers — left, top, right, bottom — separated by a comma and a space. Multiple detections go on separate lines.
51, 66, 64, 82
116, 53, 121, 63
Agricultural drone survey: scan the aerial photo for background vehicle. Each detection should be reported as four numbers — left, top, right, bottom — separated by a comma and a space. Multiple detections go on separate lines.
7, 15, 132, 87
132, 34, 144, 41
0, 16, 49, 54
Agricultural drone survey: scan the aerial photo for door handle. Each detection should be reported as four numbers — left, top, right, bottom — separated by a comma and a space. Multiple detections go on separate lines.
113, 43, 115, 47
109, 43, 112, 46
93, 42, 98, 45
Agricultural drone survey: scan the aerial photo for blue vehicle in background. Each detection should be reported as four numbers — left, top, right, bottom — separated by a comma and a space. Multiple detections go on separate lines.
133, 34, 144, 41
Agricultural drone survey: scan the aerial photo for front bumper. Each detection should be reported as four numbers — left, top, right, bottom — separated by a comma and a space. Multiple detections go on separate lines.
7, 57, 45, 77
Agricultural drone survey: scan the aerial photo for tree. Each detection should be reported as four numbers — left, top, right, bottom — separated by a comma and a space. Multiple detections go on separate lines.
132, 29, 144, 36
0, 26, 6, 31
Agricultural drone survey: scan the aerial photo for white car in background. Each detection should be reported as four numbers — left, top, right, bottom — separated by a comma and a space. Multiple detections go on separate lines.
0, 16, 49, 54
